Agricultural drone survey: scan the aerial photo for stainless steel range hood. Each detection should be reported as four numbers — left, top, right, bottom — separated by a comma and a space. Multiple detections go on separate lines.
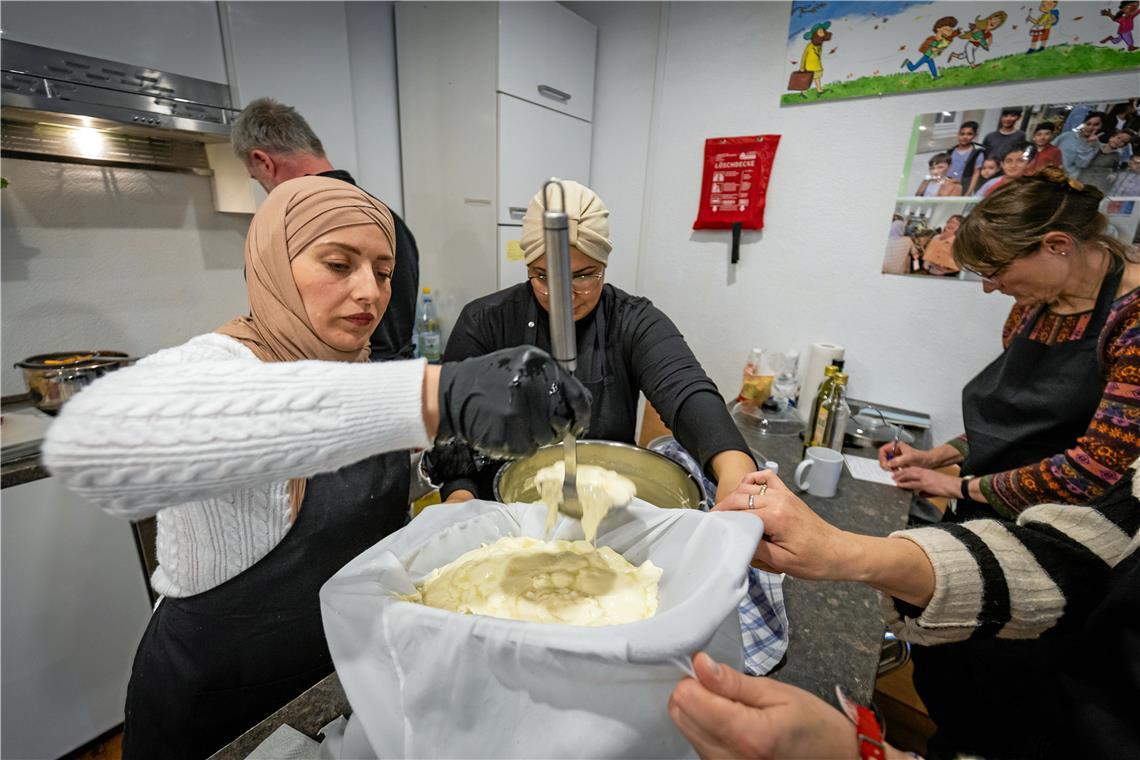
1, 40, 240, 172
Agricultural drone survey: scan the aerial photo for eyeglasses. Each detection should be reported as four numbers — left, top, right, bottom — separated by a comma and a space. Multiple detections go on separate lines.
528, 273, 604, 296
962, 263, 1008, 283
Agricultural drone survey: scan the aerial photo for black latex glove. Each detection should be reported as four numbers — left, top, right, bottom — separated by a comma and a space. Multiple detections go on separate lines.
437, 346, 591, 459
422, 440, 482, 484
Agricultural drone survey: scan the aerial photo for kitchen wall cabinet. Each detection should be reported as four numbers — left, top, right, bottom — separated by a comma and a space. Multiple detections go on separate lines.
1, 476, 152, 759
218, 1, 360, 184
498, 94, 593, 226
0, 1, 229, 83
498, 1, 597, 122
396, 1, 596, 341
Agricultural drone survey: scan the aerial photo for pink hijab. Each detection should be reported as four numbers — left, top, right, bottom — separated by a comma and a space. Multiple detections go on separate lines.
217, 176, 396, 517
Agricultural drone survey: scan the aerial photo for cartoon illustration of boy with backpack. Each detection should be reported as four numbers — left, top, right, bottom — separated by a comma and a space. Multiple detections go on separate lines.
901, 16, 961, 79
1026, 0, 1060, 53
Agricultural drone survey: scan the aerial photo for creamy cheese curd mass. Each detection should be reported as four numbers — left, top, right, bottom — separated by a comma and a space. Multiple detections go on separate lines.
534, 461, 637, 543
413, 536, 661, 625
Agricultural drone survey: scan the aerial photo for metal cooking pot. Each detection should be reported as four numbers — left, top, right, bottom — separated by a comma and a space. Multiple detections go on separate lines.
494, 440, 706, 509
846, 411, 916, 449
15, 351, 135, 415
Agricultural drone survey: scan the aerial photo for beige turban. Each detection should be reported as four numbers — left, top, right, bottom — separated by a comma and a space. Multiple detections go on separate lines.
520, 180, 612, 265
216, 175, 395, 518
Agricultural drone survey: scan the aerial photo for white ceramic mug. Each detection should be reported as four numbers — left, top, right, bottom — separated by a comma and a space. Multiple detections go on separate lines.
794, 447, 844, 497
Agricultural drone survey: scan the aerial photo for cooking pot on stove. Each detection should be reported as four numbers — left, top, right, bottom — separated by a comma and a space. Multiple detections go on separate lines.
15, 351, 135, 415
494, 439, 706, 509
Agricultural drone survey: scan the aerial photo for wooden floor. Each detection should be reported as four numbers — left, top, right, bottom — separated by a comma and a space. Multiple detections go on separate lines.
63, 727, 122, 760
874, 660, 937, 755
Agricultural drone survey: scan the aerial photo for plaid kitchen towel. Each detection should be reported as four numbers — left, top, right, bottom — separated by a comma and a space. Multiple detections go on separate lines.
739, 566, 789, 675
648, 436, 790, 675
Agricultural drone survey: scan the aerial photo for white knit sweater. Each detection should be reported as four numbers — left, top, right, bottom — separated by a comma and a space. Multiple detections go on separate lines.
42, 333, 431, 598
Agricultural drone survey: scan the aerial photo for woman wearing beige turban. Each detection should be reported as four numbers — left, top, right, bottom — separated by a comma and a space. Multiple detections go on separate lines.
42, 176, 587, 759
430, 180, 756, 505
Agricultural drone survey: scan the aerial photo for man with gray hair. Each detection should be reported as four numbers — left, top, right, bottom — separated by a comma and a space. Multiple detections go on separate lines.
232, 97, 419, 360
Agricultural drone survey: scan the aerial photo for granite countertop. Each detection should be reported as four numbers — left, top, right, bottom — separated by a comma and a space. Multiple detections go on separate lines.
760, 433, 911, 704
209, 674, 350, 760
217, 432, 912, 757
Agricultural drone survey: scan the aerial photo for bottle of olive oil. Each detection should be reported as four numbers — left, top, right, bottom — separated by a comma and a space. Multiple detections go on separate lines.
827, 373, 851, 452
803, 361, 843, 455
810, 371, 848, 451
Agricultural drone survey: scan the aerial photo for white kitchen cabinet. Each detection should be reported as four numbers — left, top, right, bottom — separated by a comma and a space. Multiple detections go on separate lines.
0, 1, 229, 83
396, 1, 595, 342
498, 2, 597, 122
498, 95, 593, 226
1, 476, 152, 759
219, 1, 360, 182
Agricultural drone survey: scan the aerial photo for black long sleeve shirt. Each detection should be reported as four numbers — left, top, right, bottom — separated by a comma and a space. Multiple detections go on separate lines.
438, 282, 752, 498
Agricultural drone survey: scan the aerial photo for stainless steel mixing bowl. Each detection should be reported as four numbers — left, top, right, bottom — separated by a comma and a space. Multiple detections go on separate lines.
494, 440, 705, 509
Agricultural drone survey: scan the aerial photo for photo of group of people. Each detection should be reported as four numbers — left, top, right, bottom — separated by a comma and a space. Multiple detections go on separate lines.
883, 97, 1140, 280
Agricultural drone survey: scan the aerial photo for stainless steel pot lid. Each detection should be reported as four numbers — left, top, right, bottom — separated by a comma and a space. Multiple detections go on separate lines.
15, 351, 131, 370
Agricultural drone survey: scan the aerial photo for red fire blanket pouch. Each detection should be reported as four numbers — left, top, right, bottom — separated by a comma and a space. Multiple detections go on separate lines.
693, 135, 780, 263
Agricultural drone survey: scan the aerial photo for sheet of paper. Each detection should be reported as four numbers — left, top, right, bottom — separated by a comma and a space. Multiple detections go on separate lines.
843, 455, 897, 486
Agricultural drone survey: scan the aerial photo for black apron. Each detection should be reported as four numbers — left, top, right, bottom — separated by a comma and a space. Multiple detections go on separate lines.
914, 267, 1121, 760
523, 294, 633, 442
122, 451, 409, 760
958, 265, 1120, 514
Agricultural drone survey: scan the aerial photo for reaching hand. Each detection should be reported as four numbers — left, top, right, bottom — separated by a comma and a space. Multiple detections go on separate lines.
668, 652, 860, 760
436, 346, 591, 459
713, 470, 853, 579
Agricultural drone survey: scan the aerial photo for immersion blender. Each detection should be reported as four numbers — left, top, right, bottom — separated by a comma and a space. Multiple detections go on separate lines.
541, 179, 582, 518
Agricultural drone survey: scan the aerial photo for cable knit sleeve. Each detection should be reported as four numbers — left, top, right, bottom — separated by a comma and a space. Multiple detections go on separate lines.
881, 471, 1139, 646
42, 333, 431, 518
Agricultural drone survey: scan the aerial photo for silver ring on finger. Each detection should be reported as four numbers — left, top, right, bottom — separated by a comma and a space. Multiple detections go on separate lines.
748, 493, 755, 509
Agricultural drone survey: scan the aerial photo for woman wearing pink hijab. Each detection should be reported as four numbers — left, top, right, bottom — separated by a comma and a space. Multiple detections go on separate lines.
43, 176, 587, 759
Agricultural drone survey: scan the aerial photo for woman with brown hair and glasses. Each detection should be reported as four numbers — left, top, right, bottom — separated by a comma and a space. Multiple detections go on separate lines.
882, 166, 1140, 518
429, 180, 756, 505
872, 166, 1140, 758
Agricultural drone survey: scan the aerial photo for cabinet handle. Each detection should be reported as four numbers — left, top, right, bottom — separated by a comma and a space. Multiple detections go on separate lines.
508, 206, 527, 218
537, 84, 571, 102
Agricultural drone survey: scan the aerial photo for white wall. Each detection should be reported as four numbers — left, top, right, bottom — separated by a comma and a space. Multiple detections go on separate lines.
564, 2, 661, 294
1, 160, 249, 395
613, 1, 1139, 441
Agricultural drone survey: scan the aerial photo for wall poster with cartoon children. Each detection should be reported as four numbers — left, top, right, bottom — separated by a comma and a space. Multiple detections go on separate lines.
783, 1, 1139, 105
881, 96, 1140, 282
